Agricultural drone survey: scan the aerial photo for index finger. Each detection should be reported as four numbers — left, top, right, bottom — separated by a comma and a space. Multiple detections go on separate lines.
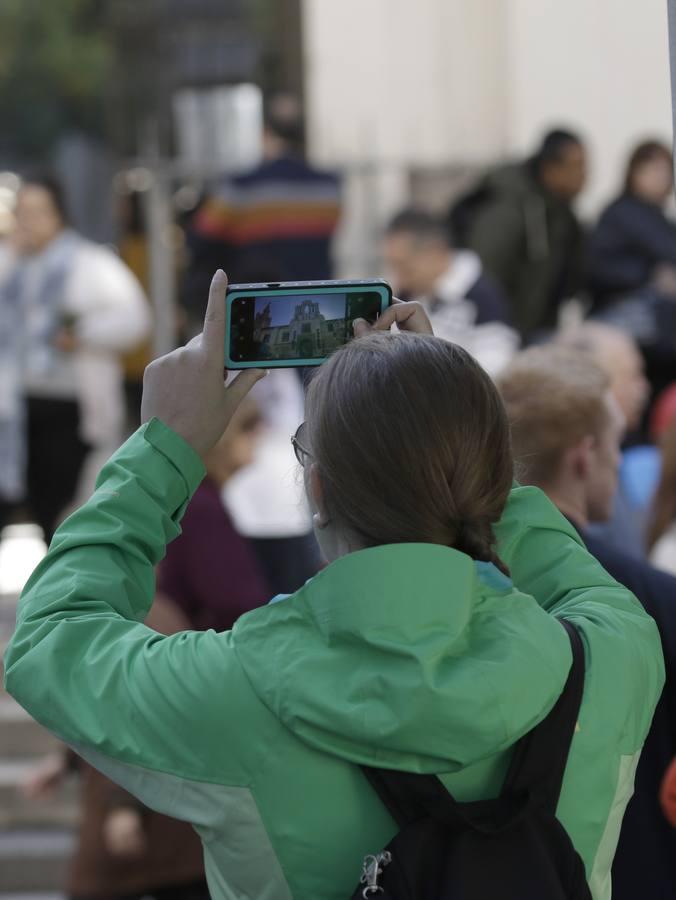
202, 269, 228, 360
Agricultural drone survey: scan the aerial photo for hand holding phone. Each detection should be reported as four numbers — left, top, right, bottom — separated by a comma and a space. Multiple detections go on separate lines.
141, 270, 266, 458
225, 279, 392, 369
352, 300, 434, 338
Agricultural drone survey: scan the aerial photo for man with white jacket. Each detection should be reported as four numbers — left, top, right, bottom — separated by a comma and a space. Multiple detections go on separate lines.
0, 175, 150, 539
383, 209, 520, 377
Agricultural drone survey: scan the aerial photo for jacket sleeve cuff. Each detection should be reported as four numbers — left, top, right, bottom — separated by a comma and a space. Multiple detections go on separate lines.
130, 418, 206, 518
96, 419, 206, 521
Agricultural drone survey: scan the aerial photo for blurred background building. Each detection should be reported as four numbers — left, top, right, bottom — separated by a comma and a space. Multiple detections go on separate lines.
0, 0, 670, 276
303, 0, 672, 271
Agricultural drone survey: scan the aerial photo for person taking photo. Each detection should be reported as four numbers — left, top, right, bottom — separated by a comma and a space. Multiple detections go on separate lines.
4, 272, 663, 900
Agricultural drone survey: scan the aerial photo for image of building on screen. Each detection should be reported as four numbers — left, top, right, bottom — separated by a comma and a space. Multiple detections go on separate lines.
253, 299, 347, 359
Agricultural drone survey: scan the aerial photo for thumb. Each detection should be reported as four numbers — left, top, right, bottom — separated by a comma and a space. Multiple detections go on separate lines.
353, 318, 370, 338
202, 269, 228, 360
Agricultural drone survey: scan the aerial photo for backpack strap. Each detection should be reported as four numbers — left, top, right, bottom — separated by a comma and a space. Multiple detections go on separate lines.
360, 763, 429, 829
360, 619, 585, 830
361, 763, 532, 833
499, 618, 585, 815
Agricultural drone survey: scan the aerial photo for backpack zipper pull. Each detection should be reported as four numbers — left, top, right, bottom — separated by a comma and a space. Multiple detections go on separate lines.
360, 851, 392, 897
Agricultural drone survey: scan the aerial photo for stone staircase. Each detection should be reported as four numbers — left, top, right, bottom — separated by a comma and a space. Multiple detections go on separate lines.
0, 589, 76, 898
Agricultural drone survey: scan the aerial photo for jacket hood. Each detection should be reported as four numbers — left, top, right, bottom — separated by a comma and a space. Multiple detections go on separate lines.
480, 162, 571, 212
478, 161, 535, 195
233, 543, 572, 773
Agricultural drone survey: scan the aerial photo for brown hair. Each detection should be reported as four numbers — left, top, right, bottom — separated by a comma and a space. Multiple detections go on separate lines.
647, 420, 676, 551
304, 332, 513, 573
624, 140, 672, 194
497, 346, 611, 486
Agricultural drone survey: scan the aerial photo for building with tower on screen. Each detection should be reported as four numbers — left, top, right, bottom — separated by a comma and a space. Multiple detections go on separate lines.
253, 299, 347, 359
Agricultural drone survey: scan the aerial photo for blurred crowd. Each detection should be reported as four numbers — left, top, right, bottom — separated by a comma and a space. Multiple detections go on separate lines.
3, 95, 676, 899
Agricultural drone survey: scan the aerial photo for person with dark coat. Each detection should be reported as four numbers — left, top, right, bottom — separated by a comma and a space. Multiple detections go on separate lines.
589, 141, 676, 306
498, 345, 676, 900
449, 129, 587, 339
587, 141, 676, 393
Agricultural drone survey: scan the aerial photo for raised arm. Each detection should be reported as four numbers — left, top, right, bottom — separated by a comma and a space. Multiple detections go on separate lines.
496, 483, 664, 746
4, 273, 268, 825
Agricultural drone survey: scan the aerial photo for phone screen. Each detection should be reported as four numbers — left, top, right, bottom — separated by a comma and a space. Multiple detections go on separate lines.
229, 291, 384, 363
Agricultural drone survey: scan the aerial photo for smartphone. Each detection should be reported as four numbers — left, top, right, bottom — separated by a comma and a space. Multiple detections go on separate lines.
225, 279, 392, 369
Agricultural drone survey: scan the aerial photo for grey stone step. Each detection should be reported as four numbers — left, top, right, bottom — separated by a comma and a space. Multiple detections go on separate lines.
0, 631, 10, 695
0, 701, 59, 758
0, 830, 74, 893
0, 586, 20, 602
0, 603, 17, 629
0, 894, 64, 900
0, 762, 79, 829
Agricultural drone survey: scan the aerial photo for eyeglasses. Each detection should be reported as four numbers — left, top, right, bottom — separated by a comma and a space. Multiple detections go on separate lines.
291, 422, 312, 467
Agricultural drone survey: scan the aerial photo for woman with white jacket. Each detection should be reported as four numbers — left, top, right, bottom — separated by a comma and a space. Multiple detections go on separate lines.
0, 175, 150, 539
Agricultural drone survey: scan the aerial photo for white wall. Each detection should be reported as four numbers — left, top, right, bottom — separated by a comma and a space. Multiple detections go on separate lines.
301, 0, 674, 270
301, 0, 509, 273
506, 0, 673, 216
302, 0, 508, 165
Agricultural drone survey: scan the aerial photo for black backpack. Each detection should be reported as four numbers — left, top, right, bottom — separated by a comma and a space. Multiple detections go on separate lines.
350, 619, 592, 899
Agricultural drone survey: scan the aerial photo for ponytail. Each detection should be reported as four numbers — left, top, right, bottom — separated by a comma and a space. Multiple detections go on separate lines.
305, 333, 514, 574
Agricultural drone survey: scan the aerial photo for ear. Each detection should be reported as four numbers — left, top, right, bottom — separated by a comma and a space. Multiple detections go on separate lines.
308, 463, 331, 528
568, 435, 596, 481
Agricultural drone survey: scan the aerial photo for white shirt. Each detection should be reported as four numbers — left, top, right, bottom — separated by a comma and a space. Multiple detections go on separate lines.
417, 251, 520, 377
224, 369, 312, 538
650, 522, 676, 577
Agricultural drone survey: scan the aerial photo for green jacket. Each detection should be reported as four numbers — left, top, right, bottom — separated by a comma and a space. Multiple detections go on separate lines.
465, 162, 585, 337
4, 420, 664, 900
